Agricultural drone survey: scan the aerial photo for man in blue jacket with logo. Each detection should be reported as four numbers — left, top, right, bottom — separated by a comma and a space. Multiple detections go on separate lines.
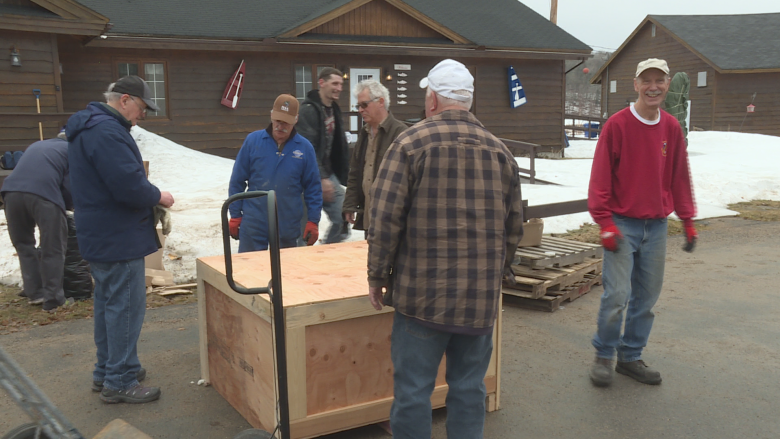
229, 94, 322, 251
67, 75, 174, 404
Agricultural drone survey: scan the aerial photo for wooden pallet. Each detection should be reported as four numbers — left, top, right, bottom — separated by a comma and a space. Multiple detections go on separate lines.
514, 237, 603, 269
503, 257, 602, 299
503, 273, 602, 312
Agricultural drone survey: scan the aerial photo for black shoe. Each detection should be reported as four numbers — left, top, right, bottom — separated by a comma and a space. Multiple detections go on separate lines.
92, 368, 146, 392
616, 359, 662, 385
100, 384, 160, 404
589, 357, 613, 387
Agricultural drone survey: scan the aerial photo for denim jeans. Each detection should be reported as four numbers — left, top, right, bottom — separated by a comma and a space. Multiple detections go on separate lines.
323, 174, 348, 244
593, 215, 667, 362
91, 258, 146, 391
390, 312, 493, 439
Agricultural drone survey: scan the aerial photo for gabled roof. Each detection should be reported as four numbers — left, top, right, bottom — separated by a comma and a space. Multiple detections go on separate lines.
0, 0, 108, 35
70, 0, 590, 54
591, 13, 780, 83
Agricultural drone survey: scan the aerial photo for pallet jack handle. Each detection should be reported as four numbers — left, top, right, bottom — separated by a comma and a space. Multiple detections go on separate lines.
221, 191, 291, 439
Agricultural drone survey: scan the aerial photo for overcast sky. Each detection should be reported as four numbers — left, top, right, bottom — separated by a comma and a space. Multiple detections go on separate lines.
520, 0, 780, 52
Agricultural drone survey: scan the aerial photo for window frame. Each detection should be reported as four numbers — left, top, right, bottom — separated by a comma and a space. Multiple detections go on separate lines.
293, 63, 336, 102
113, 59, 171, 120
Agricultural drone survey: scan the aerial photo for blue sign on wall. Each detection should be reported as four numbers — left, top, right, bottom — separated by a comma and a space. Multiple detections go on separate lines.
508, 66, 527, 108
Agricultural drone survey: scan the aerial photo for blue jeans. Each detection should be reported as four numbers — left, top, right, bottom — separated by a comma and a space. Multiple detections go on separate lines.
323, 174, 348, 244
91, 258, 146, 391
593, 215, 667, 362
390, 312, 493, 439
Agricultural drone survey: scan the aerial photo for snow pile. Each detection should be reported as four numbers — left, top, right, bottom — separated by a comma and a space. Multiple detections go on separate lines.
1, 129, 779, 285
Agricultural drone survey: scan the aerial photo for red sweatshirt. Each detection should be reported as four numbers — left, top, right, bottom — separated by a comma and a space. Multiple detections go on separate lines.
588, 106, 696, 228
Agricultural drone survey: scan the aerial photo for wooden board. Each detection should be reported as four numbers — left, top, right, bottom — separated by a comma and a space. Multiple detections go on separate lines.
503, 273, 602, 312
503, 257, 602, 299
513, 237, 603, 269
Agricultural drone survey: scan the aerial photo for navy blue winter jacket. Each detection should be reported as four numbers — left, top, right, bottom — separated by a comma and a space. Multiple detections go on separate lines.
1, 137, 72, 212
66, 102, 161, 263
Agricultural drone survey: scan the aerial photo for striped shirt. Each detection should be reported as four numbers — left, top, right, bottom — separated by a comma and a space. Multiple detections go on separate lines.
367, 109, 524, 331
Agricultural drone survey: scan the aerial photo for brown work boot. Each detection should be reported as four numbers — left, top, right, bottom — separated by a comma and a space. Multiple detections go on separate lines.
616, 359, 662, 385
589, 357, 613, 387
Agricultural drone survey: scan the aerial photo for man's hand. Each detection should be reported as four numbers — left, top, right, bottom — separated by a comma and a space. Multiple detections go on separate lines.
600, 224, 623, 252
343, 211, 356, 225
159, 191, 174, 208
322, 178, 335, 203
229, 217, 242, 240
303, 221, 319, 246
369, 285, 385, 311
683, 218, 698, 252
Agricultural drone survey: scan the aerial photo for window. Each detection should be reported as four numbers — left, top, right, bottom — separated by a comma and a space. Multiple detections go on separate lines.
610, 80, 617, 93
651, 23, 656, 37
116, 61, 168, 117
697, 71, 707, 87
294, 64, 334, 102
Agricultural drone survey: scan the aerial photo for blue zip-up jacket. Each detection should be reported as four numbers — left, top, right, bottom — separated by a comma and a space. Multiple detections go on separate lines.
1, 137, 72, 212
66, 102, 161, 263
229, 126, 322, 251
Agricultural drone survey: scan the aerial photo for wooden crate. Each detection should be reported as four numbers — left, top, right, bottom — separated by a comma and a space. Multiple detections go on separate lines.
503, 273, 602, 312
514, 237, 603, 269
197, 241, 501, 439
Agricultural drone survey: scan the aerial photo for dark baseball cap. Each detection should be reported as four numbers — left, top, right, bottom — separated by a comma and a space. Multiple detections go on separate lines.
112, 75, 160, 112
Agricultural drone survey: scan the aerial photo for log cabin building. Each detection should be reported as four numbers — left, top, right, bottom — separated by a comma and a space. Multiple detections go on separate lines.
591, 13, 780, 137
1, 0, 591, 157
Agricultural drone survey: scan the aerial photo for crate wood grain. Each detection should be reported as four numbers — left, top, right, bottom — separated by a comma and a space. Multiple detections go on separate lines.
503, 257, 602, 299
503, 273, 602, 312
513, 237, 603, 269
196, 241, 501, 439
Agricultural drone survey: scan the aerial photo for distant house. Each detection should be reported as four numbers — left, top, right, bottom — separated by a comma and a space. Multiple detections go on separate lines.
1, 0, 591, 157
591, 13, 780, 137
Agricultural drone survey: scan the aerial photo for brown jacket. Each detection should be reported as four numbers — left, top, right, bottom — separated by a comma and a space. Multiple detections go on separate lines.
343, 113, 408, 230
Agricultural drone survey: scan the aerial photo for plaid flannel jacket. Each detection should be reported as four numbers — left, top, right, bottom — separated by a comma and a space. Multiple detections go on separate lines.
367, 109, 524, 330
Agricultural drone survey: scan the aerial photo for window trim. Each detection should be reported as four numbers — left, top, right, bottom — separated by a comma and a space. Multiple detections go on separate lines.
113, 59, 171, 121
293, 63, 335, 102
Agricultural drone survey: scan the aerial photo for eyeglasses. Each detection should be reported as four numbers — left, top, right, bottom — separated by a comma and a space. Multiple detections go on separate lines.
357, 97, 379, 109
130, 96, 148, 114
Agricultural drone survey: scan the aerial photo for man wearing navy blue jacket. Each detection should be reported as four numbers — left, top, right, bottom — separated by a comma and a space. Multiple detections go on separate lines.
229, 94, 322, 251
67, 76, 174, 404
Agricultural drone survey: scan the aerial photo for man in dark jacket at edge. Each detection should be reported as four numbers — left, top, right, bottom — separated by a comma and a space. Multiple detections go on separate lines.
297, 67, 351, 243
1, 130, 73, 312
343, 79, 407, 236
67, 75, 174, 405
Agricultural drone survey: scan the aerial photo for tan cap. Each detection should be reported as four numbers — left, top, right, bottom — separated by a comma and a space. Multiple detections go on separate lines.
271, 94, 298, 124
636, 58, 670, 77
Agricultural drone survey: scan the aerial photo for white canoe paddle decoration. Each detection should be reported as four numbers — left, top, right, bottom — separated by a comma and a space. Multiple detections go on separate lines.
221, 60, 245, 109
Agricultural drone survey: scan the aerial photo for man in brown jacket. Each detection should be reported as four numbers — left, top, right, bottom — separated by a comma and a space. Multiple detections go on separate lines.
367, 59, 524, 439
343, 79, 407, 234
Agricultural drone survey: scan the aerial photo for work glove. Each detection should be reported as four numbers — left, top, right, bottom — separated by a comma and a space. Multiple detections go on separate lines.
153, 206, 172, 235
229, 217, 242, 240
600, 224, 623, 252
683, 218, 697, 252
303, 221, 319, 246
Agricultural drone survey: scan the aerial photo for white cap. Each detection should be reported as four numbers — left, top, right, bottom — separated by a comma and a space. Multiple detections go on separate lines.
419, 59, 474, 102
636, 58, 670, 77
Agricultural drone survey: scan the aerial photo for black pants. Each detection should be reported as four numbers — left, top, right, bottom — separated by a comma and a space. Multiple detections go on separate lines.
4, 192, 67, 310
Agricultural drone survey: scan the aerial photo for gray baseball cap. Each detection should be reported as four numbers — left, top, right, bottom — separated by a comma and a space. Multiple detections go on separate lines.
112, 75, 160, 112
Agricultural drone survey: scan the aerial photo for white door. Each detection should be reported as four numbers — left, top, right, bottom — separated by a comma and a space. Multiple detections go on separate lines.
349, 68, 381, 112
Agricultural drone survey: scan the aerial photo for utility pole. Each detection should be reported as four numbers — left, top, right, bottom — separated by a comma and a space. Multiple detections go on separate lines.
550, 0, 558, 24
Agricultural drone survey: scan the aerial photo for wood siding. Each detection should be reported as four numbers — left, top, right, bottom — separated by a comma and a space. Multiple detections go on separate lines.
603, 23, 717, 131
55, 38, 566, 158
712, 72, 780, 136
307, 0, 445, 39
0, 29, 64, 151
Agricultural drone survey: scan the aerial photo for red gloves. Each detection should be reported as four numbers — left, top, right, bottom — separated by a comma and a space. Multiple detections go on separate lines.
600, 224, 623, 252
229, 217, 242, 240
303, 221, 319, 246
683, 218, 697, 252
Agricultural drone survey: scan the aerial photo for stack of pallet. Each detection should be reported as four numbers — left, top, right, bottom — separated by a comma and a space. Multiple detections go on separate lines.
503, 237, 603, 312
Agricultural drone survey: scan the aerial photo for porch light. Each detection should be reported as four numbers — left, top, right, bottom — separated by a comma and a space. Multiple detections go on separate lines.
10, 47, 21, 67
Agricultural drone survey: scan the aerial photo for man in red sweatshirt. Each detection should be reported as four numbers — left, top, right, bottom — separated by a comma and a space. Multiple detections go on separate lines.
588, 58, 697, 387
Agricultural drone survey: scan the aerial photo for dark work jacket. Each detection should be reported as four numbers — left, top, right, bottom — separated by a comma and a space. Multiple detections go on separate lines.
343, 113, 408, 230
297, 89, 350, 185
66, 102, 161, 263
1, 137, 72, 212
